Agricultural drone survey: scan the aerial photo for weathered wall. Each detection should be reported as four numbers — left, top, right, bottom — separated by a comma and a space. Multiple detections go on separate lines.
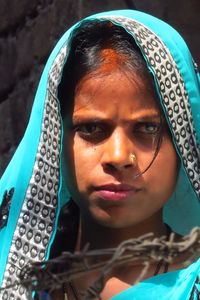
0, 0, 200, 176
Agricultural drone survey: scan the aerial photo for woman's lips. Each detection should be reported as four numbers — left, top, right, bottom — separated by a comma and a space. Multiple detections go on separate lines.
93, 184, 140, 201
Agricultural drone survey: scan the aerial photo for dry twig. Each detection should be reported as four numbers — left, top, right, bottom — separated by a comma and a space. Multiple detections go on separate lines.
0, 227, 199, 299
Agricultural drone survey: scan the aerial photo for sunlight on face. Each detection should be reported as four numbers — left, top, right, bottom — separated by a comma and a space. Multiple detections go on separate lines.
63, 68, 178, 229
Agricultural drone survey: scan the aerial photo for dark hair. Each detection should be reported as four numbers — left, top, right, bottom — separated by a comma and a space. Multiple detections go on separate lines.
58, 19, 158, 117
49, 200, 79, 257
50, 20, 159, 258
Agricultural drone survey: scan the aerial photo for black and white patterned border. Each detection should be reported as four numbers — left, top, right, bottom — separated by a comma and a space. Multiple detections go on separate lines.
0, 47, 68, 300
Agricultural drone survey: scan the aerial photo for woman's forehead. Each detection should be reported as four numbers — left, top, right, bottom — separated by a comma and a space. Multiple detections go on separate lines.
73, 69, 160, 116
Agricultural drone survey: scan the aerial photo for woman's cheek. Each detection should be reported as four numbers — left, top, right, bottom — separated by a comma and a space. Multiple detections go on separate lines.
145, 140, 178, 202
73, 142, 99, 187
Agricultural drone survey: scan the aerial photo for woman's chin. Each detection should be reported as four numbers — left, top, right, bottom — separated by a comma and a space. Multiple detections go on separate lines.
88, 206, 134, 229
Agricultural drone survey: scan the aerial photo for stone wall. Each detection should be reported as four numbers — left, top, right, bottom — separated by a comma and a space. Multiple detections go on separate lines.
1, 0, 200, 176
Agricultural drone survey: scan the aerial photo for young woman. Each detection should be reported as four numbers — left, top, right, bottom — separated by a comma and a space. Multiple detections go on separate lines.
0, 9, 200, 300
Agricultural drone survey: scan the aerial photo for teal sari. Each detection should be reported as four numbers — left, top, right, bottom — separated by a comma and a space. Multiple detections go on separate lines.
0, 9, 200, 300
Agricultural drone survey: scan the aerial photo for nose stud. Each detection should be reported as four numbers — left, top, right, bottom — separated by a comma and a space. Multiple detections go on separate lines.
129, 153, 136, 165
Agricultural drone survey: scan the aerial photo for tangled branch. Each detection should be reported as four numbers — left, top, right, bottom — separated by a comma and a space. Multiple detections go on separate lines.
1, 227, 200, 299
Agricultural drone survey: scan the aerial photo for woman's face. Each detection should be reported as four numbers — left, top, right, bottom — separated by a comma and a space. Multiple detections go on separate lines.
63, 69, 178, 229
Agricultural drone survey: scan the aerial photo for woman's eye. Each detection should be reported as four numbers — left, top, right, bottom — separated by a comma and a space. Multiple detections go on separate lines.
76, 124, 102, 134
134, 122, 161, 135
73, 123, 108, 141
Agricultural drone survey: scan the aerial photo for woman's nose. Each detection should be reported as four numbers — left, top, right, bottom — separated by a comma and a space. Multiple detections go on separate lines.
101, 129, 136, 170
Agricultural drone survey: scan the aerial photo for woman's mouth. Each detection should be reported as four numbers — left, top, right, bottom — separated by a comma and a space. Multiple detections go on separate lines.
93, 184, 140, 201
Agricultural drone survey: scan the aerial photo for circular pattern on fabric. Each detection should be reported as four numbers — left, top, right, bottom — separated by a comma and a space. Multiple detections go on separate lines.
11, 252, 18, 264
42, 236, 49, 247
27, 229, 33, 240
23, 243, 29, 254
173, 103, 179, 114
2, 290, 8, 300
19, 224, 26, 237
160, 65, 167, 76
39, 250, 46, 260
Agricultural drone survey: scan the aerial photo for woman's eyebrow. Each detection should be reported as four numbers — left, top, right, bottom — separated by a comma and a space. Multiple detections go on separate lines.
72, 116, 113, 123
133, 114, 161, 121
72, 114, 162, 124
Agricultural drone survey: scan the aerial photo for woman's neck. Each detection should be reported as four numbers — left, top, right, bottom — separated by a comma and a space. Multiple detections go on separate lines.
79, 210, 168, 250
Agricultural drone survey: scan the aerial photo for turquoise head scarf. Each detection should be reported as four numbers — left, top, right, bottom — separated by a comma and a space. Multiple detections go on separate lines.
0, 9, 200, 300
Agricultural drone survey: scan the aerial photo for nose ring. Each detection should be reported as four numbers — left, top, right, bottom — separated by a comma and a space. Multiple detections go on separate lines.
129, 153, 136, 164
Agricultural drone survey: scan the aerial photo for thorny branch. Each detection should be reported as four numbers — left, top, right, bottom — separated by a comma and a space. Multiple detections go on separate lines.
0, 227, 200, 299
